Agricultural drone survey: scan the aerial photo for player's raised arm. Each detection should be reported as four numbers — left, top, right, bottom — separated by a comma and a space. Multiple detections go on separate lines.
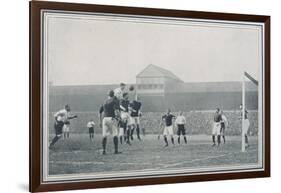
120, 102, 126, 112
68, 113, 78, 119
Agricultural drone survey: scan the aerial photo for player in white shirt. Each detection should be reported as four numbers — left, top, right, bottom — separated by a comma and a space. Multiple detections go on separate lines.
212, 108, 222, 146
87, 119, 95, 141
175, 111, 187, 144
49, 104, 77, 148
220, 111, 228, 144
114, 83, 126, 100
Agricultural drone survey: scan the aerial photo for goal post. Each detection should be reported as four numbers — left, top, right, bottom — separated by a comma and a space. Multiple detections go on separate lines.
241, 71, 258, 152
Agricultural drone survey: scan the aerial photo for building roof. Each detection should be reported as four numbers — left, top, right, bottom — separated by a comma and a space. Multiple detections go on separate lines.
136, 64, 183, 82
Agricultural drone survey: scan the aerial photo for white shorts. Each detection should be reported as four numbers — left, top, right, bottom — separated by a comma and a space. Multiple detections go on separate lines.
119, 127, 125, 136
102, 117, 118, 137
121, 112, 130, 121
212, 122, 221, 135
121, 111, 136, 126
242, 119, 250, 135
163, 125, 174, 136
130, 117, 140, 125
63, 124, 70, 132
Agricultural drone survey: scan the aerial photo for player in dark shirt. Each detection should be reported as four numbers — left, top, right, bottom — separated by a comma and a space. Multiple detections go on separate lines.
119, 93, 131, 145
120, 92, 132, 145
120, 95, 130, 112
160, 109, 176, 147
129, 96, 142, 141
99, 90, 121, 154
212, 108, 222, 146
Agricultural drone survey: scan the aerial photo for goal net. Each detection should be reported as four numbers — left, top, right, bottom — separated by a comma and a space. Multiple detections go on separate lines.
241, 71, 258, 152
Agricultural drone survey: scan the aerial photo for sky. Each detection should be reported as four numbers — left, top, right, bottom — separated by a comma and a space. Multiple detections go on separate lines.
46, 12, 262, 85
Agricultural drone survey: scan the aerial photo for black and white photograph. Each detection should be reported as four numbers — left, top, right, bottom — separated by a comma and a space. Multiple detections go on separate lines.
38, 7, 267, 184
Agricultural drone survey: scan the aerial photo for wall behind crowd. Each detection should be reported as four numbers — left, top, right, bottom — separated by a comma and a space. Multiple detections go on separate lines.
48, 111, 258, 136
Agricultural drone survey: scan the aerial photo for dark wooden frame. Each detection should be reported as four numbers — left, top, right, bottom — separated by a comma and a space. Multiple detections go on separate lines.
30, 0, 270, 192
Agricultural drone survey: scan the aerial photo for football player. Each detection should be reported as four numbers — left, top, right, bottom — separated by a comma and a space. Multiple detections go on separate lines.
99, 90, 121, 155
212, 108, 222, 146
120, 92, 132, 145
114, 83, 126, 100
220, 111, 228, 144
129, 95, 142, 141
49, 104, 77, 148
175, 111, 187, 144
160, 109, 175, 147
87, 119, 95, 141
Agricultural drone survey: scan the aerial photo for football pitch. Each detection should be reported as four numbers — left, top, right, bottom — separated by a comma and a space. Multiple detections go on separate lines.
49, 134, 258, 175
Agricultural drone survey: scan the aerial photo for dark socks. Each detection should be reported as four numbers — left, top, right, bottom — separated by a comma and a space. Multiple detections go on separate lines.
178, 136, 180, 144
217, 135, 221, 145
126, 129, 131, 144
222, 136, 225, 143
130, 127, 134, 140
171, 137, 174, 145
245, 135, 249, 144
164, 136, 168, 146
50, 135, 60, 147
102, 137, 107, 154
136, 125, 141, 140
184, 136, 187, 144
120, 136, 123, 144
212, 135, 216, 144
113, 136, 119, 153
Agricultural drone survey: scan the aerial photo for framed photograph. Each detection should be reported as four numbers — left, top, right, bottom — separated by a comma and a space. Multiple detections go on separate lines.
30, 1, 270, 192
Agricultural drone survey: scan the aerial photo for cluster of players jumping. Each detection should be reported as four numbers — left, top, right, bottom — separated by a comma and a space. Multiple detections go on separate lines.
49, 83, 251, 154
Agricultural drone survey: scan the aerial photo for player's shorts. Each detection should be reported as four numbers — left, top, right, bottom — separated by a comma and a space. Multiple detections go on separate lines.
177, 124, 186, 135
130, 116, 140, 125
88, 127, 94, 133
242, 119, 250, 135
102, 117, 118, 137
54, 121, 64, 136
163, 125, 174, 136
212, 122, 221, 135
63, 124, 70, 132
220, 123, 225, 135
121, 112, 130, 122
118, 127, 126, 136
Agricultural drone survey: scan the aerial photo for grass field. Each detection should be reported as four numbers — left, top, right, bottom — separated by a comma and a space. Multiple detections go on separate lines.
49, 134, 258, 175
